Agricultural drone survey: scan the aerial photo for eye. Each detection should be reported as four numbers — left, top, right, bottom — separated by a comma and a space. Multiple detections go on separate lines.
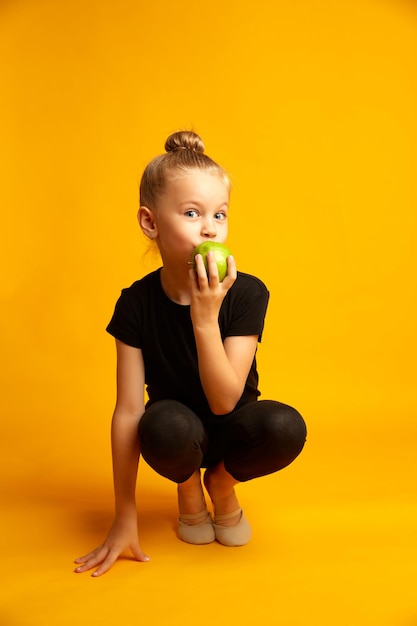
185, 209, 199, 218
214, 212, 227, 221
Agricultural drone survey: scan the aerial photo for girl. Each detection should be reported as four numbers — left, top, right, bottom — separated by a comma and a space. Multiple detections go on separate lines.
74, 131, 306, 577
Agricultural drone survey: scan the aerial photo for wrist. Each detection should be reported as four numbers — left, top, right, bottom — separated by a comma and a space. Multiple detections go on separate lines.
114, 499, 137, 518
192, 320, 220, 336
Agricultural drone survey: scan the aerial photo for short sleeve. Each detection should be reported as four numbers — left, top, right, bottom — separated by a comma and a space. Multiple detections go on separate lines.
106, 288, 142, 349
220, 273, 270, 342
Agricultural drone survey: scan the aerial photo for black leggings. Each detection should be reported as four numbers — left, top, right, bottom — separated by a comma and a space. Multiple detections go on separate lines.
138, 399, 307, 483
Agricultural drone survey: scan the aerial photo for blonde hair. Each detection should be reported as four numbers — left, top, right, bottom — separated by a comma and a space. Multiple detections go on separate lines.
140, 131, 230, 208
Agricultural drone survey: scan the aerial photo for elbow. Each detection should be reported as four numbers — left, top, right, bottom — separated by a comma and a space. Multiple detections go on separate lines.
208, 397, 239, 416
205, 380, 244, 416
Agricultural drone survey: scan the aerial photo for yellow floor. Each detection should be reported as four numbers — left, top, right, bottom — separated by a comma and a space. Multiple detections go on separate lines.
2, 418, 416, 626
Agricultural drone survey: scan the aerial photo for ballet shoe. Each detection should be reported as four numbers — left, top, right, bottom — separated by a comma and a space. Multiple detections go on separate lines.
213, 509, 252, 547
178, 510, 215, 545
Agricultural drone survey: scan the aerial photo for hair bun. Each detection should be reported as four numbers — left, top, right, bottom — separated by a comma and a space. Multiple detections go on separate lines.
165, 131, 205, 154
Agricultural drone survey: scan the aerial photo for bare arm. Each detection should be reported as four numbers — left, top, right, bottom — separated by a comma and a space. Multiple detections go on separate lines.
190, 253, 259, 415
112, 339, 145, 515
74, 340, 149, 576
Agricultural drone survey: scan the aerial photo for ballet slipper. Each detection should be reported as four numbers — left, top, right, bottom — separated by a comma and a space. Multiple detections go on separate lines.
178, 510, 215, 545
213, 509, 252, 547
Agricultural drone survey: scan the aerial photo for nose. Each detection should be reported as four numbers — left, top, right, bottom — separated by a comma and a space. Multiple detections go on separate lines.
201, 217, 217, 238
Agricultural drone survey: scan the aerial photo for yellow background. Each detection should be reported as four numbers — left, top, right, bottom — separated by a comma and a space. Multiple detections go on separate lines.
1, 0, 416, 624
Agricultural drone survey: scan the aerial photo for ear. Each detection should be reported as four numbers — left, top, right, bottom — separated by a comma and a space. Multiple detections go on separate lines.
138, 206, 158, 240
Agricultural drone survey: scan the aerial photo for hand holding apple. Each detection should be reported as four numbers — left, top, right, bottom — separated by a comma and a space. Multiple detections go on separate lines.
190, 242, 232, 282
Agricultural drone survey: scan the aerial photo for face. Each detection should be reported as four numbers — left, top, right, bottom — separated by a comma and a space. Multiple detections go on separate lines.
144, 170, 230, 269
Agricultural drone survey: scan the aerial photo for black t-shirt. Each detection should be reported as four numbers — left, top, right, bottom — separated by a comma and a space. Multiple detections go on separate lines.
106, 268, 269, 420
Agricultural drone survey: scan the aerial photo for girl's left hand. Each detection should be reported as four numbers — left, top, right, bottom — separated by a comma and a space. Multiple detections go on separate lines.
190, 252, 236, 327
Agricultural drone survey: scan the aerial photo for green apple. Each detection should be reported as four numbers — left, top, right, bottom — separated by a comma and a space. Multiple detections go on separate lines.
191, 242, 232, 282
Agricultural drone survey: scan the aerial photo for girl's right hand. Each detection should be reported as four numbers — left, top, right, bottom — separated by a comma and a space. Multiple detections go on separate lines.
74, 514, 150, 577
190, 253, 237, 327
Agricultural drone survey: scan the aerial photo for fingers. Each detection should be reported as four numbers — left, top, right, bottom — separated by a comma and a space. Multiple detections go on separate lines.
74, 546, 121, 578
74, 544, 150, 577
224, 255, 237, 284
74, 545, 110, 575
205, 251, 220, 284
205, 252, 237, 288
89, 548, 122, 578
130, 542, 150, 563
193, 253, 211, 285
74, 548, 100, 564
194, 253, 236, 286
189, 262, 200, 289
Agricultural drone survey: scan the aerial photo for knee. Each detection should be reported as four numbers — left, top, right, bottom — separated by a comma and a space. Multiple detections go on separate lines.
259, 400, 307, 453
139, 400, 173, 439
138, 400, 207, 483
138, 400, 206, 456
